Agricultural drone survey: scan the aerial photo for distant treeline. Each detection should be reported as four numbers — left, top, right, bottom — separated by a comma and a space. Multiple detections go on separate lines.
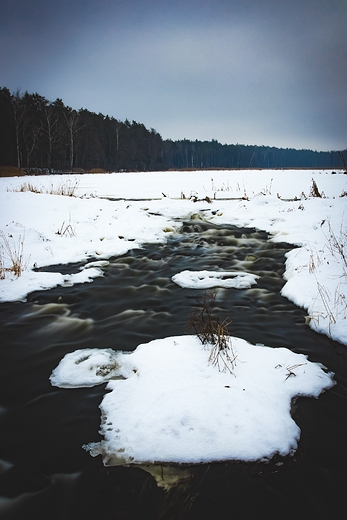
1, 87, 346, 173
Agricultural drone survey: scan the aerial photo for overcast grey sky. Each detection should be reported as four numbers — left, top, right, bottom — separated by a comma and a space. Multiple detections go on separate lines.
1, 0, 346, 151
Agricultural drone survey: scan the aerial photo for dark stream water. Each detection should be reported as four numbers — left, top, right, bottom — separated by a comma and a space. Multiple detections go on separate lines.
0, 218, 347, 520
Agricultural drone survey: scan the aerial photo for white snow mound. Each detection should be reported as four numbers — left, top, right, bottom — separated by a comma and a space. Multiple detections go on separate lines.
51, 335, 334, 465
172, 270, 259, 289
50, 348, 131, 387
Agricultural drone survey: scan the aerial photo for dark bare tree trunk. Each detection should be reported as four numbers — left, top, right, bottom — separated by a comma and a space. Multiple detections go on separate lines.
41, 104, 60, 171
64, 109, 82, 171
11, 89, 27, 168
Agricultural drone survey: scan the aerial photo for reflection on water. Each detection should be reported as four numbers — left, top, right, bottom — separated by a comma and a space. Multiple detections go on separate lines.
0, 219, 346, 519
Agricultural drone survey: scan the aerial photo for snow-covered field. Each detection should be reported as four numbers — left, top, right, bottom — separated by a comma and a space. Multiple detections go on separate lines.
1, 169, 346, 468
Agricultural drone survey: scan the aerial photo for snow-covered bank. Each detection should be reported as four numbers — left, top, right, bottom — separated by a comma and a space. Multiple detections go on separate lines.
1, 169, 346, 344
2, 168, 346, 200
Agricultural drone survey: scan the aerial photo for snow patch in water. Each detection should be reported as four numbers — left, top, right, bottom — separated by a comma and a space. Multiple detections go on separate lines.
51, 335, 334, 464
50, 348, 132, 388
172, 270, 259, 289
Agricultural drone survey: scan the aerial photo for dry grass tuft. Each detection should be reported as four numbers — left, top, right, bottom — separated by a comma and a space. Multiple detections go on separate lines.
0, 231, 29, 278
9, 178, 80, 197
188, 290, 237, 373
310, 178, 322, 198
56, 220, 76, 237
307, 220, 347, 336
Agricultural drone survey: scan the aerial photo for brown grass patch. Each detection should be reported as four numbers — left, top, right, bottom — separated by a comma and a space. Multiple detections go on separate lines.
0, 166, 25, 177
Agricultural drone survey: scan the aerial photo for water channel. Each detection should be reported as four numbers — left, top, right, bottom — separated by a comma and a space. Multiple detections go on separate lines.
0, 217, 346, 519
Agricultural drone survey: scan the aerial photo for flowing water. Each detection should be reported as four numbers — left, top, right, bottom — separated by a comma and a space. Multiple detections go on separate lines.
0, 218, 346, 520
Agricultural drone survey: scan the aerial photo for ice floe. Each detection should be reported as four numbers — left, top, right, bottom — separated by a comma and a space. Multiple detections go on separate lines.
172, 270, 259, 289
51, 335, 334, 465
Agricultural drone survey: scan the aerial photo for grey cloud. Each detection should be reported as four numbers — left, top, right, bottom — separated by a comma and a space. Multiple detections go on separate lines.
1, 0, 346, 150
